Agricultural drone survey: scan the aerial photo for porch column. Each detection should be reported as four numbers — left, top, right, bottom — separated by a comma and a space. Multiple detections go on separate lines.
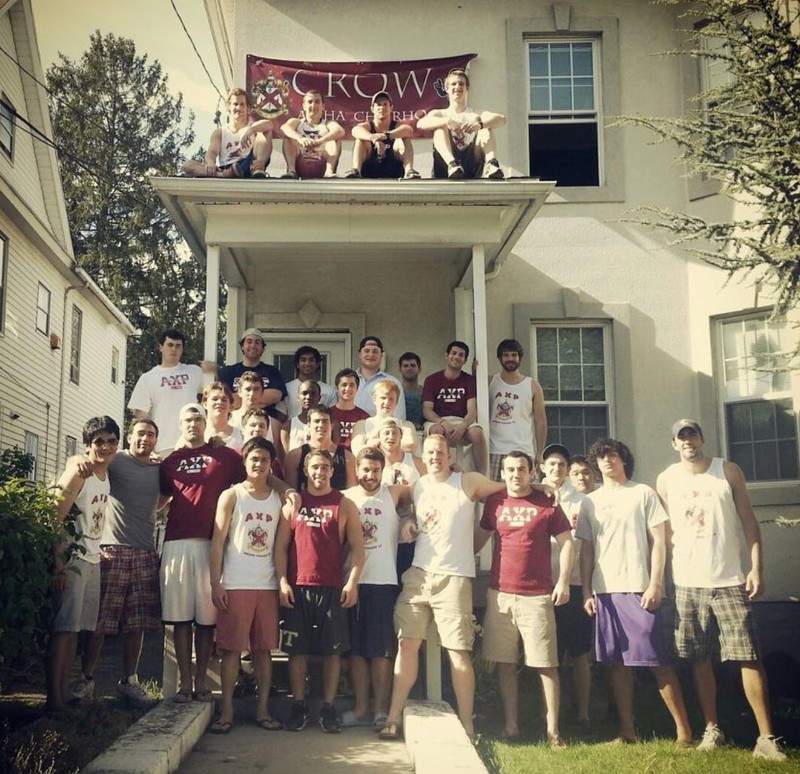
226, 285, 246, 363
471, 245, 489, 431
204, 244, 221, 368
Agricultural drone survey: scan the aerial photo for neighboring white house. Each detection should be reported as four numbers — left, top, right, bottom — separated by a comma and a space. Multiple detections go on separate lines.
0, 0, 134, 482
151, 0, 800, 609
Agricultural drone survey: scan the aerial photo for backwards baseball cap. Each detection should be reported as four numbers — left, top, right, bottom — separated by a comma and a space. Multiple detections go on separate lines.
671, 418, 703, 439
379, 417, 401, 431
239, 327, 265, 345
179, 403, 206, 422
542, 443, 570, 462
372, 90, 392, 104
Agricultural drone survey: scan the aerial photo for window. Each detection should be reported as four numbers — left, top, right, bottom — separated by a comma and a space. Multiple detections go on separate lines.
533, 323, 612, 454
717, 313, 799, 482
527, 40, 600, 186
0, 233, 7, 333
24, 431, 39, 480
65, 435, 77, 463
111, 347, 119, 384
0, 95, 14, 158
70, 305, 82, 384
36, 283, 51, 335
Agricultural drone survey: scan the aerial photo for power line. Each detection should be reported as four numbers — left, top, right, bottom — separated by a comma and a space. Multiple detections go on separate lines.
169, 0, 224, 102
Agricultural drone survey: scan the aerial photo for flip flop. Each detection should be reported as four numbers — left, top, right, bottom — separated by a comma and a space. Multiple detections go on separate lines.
193, 689, 214, 702
342, 710, 372, 727
379, 722, 402, 741
372, 713, 388, 732
256, 716, 283, 731
172, 688, 193, 704
209, 718, 233, 734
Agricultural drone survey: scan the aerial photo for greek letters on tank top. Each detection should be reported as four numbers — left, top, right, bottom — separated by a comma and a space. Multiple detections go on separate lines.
222, 484, 281, 590
381, 453, 420, 487
289, 489, 345, 586
489, 374, 535, 456
663, 458, 747, 588
73, 473, 110, 564
345, 485, 399, 585
218, 126, 247, 166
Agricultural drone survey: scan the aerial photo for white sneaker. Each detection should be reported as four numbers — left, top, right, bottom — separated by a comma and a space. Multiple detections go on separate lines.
70, 676, 95, 700
753, 735, 787, 761
116, 679, 159, 708
697, 724, 725, 751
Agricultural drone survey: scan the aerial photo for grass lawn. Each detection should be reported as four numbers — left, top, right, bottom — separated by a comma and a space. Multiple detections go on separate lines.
464, 659, 799, 773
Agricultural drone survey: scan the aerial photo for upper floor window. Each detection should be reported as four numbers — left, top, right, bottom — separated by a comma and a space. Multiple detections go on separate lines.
24, 431, 39, 481
717, 312, 799, 482
533, 322, 612, 454
111, 346, 120, 384
0, 95, 14, 158
527, 40, 600, 187
36, 283, 51, 335
70, 305, 82, 384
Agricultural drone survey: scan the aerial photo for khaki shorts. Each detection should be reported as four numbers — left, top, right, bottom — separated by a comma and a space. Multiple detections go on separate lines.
393, 566, 474, 651
482, 588, 557, 668
52, 558, 101, 633
160, 539, 217, 626
423, 417, 482, 436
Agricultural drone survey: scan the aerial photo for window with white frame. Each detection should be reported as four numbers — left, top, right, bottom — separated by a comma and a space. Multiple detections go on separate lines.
70, 305, 82, 384
527, 39, 600, 186
0, 94, 14, 158
532, 323, 611, 454
717, 312, 799, 482
24, 431, 39, 480
111, 346, 119, 384
36, 283, 51, 335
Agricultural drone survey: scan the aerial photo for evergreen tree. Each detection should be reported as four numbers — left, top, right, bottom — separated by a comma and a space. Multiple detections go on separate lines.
46, 31, 212, 394
625, 1, 800, 314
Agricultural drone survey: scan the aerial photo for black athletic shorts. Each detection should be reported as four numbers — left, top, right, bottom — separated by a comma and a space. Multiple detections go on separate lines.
554, 584, 593, 659
348, 584, 399, 659
280, 585, 350, 656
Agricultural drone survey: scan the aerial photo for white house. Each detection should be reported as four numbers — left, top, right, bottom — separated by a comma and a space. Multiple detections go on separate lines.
0, 0, 134, 482
151, 0, 800, 619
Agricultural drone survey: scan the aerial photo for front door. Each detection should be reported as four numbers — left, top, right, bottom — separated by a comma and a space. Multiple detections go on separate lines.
264, 331, 352, 385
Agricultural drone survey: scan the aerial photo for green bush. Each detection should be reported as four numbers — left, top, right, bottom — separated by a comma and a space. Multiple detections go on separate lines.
0, 449, 63, 689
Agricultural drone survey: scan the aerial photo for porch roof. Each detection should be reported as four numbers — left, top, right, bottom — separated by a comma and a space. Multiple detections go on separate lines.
150, 177, 554, 287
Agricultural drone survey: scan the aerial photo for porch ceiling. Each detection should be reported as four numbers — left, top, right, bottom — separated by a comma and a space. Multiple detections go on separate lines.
150, 177, 555, 287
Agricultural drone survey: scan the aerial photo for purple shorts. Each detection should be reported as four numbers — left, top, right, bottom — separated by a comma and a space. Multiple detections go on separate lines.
594, 592, 672, 667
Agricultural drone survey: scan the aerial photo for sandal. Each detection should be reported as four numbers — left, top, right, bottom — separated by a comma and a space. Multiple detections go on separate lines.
193, 688, 214, 702
372, 713, 388, 732
379, 721, 402, 740
209, 718, 233, 734
172, 688, 193, 704
256, 716, 283, 731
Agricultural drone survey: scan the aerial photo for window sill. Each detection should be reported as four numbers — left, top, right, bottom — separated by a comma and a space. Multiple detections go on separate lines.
748, 482, 800, 508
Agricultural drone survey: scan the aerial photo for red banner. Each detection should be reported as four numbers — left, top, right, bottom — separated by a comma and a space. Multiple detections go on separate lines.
246, 54, 475, 137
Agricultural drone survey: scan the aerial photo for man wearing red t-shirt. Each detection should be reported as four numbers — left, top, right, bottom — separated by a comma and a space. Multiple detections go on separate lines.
422, 340, 487, 474
475, 450, 575, 747
331, 368, 370, 450
275, 449, 364, 734
159, 403, 246, 703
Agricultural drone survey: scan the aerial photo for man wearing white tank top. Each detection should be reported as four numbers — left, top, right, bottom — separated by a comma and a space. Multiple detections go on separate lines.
657, 419, 786, 761
489, 338, 547, 479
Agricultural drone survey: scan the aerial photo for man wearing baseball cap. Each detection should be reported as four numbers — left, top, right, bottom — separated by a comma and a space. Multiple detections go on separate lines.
218, 327, 287, 418
345, 91, 420, 180
656, 419, 786, 760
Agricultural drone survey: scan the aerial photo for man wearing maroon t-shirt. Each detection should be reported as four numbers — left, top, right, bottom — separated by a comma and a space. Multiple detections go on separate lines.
422, 340, 487, 474
331, 368, 370, 450
159, 403, 247, 702
475, 450, 575, 747
275, 449, 364, 733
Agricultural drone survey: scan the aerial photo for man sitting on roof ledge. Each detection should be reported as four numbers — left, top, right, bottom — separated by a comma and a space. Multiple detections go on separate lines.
281, 90, 344, 179
417, 68, 506, 180
182, 88, 272, 179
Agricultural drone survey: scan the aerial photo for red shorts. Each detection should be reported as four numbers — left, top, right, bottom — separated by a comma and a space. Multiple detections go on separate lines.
215, 589, 280, 652
97, 545, 161, 634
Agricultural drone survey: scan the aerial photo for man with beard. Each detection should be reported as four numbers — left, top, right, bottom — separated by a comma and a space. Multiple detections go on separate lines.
489, 338, 547, 478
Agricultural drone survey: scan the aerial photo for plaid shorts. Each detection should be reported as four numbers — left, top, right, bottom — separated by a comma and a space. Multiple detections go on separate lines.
97, 545, 162, 634
489, 454, 505, 482
673, 585, 759, 662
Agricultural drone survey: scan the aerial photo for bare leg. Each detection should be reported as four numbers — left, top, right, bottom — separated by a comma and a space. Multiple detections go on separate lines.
47, 631, 78, 707
432, 128, 456, 165
253, 133, 273, 172
194, 625, 215, 693
539, 666, 561, 738
218, 650, 240, 724
282, 139, 301, 175
394, 139, 415, 173
323, 141, 342, 176
610, 663, 636, 740
289, 655, 308, 701
652, 665, 692, 742
322, 655, 341, 705
692, 659, 718, 728
385, 637, 422, 726
496, 662, 519, 738
252, 650, 274, 722
573, 653, 591, 722
82, 631, 105, 679
182, 160, 221, 177
741, 661, 774, 737
465, 427, 487, 475
447, 649, 475, 737
172, 623, 194, 693
123, 631, 144, 677
350, 655, 371, 719
371, 657, 393, 716
476, 128, 498, 162
351, 139, 371, 173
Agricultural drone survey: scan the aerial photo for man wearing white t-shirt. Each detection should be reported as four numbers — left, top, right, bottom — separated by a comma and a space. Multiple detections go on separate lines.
488, 338, 547, 479
127, 329, 204, 453
656, 419, 786, 761
576, 438, 691, 746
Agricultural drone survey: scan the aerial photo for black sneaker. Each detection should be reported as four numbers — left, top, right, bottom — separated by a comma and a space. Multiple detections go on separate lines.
482, 158, 505, 179
447, 160, 465, 179
319, 702, 342, 733
285, 700, 309, 732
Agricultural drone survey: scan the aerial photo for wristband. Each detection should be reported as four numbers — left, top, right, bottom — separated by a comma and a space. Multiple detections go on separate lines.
477, 117, 484, 129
